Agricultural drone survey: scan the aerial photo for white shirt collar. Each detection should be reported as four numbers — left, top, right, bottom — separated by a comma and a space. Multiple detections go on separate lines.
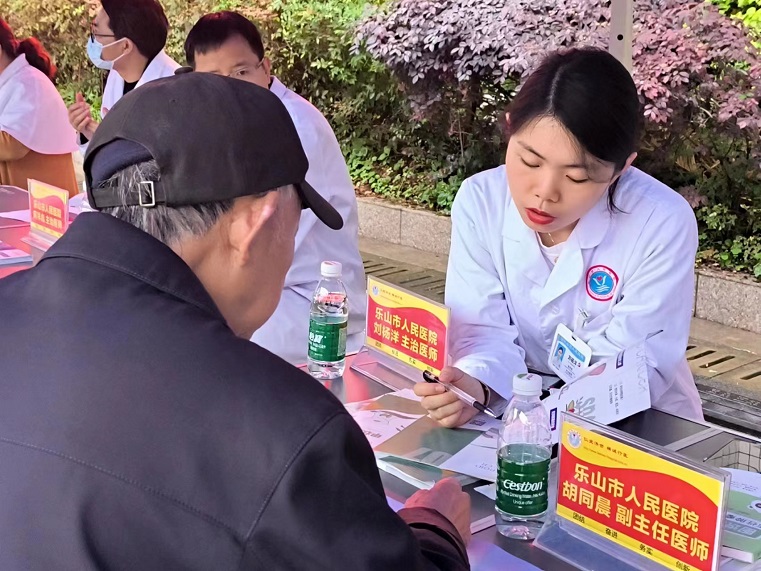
269, 76, 288, 100
0, 54, 28, 90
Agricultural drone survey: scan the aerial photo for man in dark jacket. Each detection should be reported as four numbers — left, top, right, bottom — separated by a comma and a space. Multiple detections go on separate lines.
0, 73, 471, 570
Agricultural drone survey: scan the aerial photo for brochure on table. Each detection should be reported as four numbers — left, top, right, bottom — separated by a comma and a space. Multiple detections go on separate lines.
351, 276, 450, 391
0, 240, 32, 266
534, 412, 730, 571
722, 468, 761, 563
346, 388, 500, 483
542, 341, 652, 444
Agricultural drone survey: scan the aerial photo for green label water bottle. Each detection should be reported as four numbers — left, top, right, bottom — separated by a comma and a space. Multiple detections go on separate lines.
495, 373, 551, 540
307, 261, 348, 380
496, 443, 551, 516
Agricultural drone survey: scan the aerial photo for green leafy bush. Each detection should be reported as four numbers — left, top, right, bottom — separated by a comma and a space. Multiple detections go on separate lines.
0, 0, 102, 105
358, 0, 761, 279
0, 0, 271, 105
5, 0, 761, 278
267, 0, 472, 211
713, 0, 761, 42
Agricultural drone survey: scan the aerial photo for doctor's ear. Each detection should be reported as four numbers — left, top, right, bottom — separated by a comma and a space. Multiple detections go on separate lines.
616, 152, 638, 179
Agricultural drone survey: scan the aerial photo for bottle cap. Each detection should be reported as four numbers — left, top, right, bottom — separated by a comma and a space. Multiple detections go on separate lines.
321, 261, 342, 278
512, 373, 543, 396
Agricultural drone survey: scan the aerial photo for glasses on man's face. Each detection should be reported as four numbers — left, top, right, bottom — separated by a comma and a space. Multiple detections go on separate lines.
90, 24, 116, 43
226, 60, 265, 79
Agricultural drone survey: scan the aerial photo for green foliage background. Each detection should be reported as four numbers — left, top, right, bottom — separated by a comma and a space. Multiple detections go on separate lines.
2, 0, 759, 278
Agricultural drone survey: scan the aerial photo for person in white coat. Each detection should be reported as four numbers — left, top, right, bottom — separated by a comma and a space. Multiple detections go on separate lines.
67, 0, 179, 154
414, 47, 703, 427
184, 12, 366, 364
0, 20, 77, 195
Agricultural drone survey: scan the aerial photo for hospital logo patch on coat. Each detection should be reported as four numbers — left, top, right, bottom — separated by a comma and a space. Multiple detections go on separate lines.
586, 265, 618, 301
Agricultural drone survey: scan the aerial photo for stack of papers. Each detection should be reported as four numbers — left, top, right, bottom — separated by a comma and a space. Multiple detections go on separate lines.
0, 241, 32, 266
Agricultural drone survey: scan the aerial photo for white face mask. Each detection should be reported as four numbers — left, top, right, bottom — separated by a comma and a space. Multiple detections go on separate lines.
87, 36, 127, 70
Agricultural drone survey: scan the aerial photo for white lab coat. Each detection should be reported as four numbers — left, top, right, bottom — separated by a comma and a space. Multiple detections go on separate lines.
77, 51, 180, 154
0, 54, 76, 154
446, 165, 703, 420
251, 78, 366, 364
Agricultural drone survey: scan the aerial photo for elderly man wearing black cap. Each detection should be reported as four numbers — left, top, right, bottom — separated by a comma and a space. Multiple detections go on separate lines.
0, 73, 470, 569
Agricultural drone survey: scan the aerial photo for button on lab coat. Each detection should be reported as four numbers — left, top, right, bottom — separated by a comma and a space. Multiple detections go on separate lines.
77, 51, 180, 154
446, 165, 703, 420
250, 78, 366, 364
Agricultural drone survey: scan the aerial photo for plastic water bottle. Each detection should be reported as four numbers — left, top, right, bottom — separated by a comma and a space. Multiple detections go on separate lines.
496, 373, 552, 540
307, 261, 348, 379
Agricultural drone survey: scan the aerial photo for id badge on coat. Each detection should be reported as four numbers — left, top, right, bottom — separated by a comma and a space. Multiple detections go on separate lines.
548, 323, 592, 384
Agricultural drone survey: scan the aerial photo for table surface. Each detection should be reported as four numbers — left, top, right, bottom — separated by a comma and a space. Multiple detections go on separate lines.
324, 353, 736, 571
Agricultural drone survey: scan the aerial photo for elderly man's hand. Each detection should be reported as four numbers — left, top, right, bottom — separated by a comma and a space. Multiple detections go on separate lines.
405, 478, 472, 545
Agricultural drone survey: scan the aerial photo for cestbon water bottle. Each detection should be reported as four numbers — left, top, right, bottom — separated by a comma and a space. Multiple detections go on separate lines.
496, 373, 552, 540
307, 261, 348, 379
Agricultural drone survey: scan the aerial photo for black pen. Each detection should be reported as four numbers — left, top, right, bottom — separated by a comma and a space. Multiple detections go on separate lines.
423, 370, 498, 418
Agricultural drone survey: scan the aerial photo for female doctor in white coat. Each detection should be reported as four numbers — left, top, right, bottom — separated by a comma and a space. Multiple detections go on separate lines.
414, 47, 703, 427
68, 0, 179, 152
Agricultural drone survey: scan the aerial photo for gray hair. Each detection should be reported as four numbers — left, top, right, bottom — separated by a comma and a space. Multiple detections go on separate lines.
98, 160, 296, 246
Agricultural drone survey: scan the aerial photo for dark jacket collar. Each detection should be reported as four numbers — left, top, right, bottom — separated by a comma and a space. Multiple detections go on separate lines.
41, 212, 225, 322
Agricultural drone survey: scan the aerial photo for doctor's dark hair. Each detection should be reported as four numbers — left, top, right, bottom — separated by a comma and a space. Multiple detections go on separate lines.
100, 0, 169, 62
506, 47, 642, 210
0, 19, 56, 82
184, 11, 265, 68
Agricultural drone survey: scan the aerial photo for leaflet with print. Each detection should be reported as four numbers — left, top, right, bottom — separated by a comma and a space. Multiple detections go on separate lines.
376, 457, 477, 490
374, 410, 501, 482
722, 469, 761, 563
541, 341, 651, 444
344, 389, 426, 448
347, 389, 501, 482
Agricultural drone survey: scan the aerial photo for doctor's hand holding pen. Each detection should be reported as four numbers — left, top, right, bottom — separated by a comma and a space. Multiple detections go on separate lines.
413, 367, 491, 428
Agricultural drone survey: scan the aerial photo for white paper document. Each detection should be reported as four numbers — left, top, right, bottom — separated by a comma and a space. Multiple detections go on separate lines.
345, 389, 426, 449
0, 209, 30, 223
349, 389, 501, 482
541, 342, 651, 444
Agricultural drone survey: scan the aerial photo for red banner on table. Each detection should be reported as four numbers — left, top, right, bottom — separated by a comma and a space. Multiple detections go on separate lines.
556, 420, 726, 571
365, 276, 449, 375
28, 179, 69, 240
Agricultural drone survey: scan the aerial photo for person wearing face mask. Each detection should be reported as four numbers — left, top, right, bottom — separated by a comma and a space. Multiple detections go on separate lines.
414, 47, 703, 428
67, 0, 179, 153
0, 19, 77, 195
183, 12, 366, 365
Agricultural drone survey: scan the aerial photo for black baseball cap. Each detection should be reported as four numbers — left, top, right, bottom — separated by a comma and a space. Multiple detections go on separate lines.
83, 72, 343, 230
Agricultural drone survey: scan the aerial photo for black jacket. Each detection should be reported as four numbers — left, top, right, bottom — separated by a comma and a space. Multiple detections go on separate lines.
0, 213, 469, 570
